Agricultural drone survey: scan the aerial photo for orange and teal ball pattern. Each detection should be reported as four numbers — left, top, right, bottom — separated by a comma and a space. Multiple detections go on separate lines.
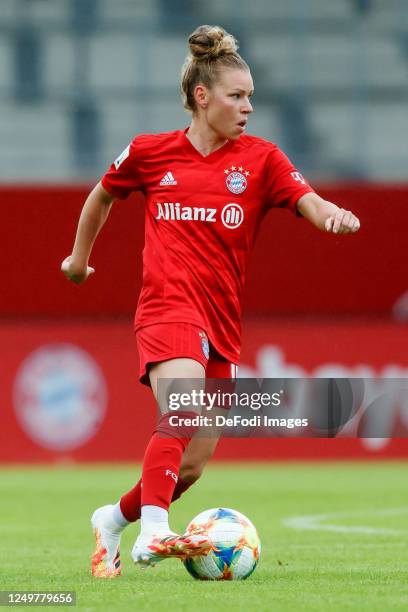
183, 507, 261, 581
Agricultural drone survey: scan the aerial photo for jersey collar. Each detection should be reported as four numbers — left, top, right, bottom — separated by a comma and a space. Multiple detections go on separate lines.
181, 127, 235, 163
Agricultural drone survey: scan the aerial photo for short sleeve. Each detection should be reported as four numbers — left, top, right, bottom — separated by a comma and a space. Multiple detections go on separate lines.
264, 147, 314, 215
101, 138, 144, 200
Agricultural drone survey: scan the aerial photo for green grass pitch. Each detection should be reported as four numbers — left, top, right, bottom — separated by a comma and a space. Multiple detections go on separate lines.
1, 463, 407, 611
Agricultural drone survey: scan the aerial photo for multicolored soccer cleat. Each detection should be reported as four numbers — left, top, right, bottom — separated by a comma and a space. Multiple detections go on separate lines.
91, 505, 122, 578
132, 528, 212, 568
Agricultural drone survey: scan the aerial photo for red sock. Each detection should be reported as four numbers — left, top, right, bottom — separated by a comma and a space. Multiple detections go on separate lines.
120, 476, 192, 522
140, 433, 185, 509
121, 411, 198, 517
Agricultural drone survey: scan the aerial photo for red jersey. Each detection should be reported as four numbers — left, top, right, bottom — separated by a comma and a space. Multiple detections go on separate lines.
101, 128, 314, 363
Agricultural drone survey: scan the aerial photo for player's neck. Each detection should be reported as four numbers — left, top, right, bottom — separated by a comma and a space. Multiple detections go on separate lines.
186, 121, 228, 157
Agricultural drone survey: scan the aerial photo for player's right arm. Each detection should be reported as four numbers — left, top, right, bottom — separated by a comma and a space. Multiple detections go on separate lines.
61, 181, 115, 284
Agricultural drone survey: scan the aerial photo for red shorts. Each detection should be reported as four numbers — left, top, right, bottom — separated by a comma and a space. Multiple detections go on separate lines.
136, 323, 237, 386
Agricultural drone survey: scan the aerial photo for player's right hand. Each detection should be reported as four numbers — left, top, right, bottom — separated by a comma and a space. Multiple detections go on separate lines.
61, 256, 95, 285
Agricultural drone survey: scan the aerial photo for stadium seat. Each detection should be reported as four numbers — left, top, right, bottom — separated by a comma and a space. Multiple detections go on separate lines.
0, 104, 70, 180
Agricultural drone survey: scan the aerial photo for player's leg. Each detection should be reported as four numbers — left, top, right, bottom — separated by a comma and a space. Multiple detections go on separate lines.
91, 329, 234, 575
129, 323, 211, 527
91, 357, 208, 576
119, 350, 235, 524
91, 324, 209, 577
132, 356, 213, 566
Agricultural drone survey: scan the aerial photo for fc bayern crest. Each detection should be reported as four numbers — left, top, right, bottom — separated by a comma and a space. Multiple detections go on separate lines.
199, 332, 209, 359
224, 166, 250, 195
13, 343, 107, 452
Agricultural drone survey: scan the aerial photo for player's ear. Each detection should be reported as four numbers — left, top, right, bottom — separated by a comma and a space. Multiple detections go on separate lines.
194, 84, 208, 109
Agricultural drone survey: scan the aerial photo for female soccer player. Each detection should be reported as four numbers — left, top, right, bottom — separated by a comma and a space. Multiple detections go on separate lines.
62, 25, 360, 578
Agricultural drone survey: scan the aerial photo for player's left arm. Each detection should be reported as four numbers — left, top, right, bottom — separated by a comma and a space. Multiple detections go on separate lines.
297, 192, 360, 234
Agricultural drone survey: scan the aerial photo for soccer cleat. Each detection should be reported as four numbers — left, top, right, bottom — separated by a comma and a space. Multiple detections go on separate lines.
91, 505, 122, 578
132, 528, 212, 568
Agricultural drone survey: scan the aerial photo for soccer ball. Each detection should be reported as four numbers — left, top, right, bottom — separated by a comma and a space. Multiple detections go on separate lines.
183, 507, 261, 580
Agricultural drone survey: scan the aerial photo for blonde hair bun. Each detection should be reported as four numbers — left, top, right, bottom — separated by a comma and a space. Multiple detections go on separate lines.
188, 25, 238, 61
181, 24, 248, 111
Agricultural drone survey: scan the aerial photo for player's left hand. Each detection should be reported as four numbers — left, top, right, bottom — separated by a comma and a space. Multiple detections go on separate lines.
325, 209, 360, 234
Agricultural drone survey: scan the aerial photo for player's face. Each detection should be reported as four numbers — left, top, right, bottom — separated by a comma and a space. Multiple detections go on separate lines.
206, 68, 254, 140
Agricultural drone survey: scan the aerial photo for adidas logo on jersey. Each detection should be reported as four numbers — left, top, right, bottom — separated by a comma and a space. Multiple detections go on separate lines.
160, 172, 177, 186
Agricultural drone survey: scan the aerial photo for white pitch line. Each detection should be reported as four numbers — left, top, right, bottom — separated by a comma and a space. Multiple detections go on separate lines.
283, 507, 408, 536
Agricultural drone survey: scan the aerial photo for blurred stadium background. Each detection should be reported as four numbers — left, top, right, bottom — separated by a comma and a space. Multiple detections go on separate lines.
1, 0, 408, 463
